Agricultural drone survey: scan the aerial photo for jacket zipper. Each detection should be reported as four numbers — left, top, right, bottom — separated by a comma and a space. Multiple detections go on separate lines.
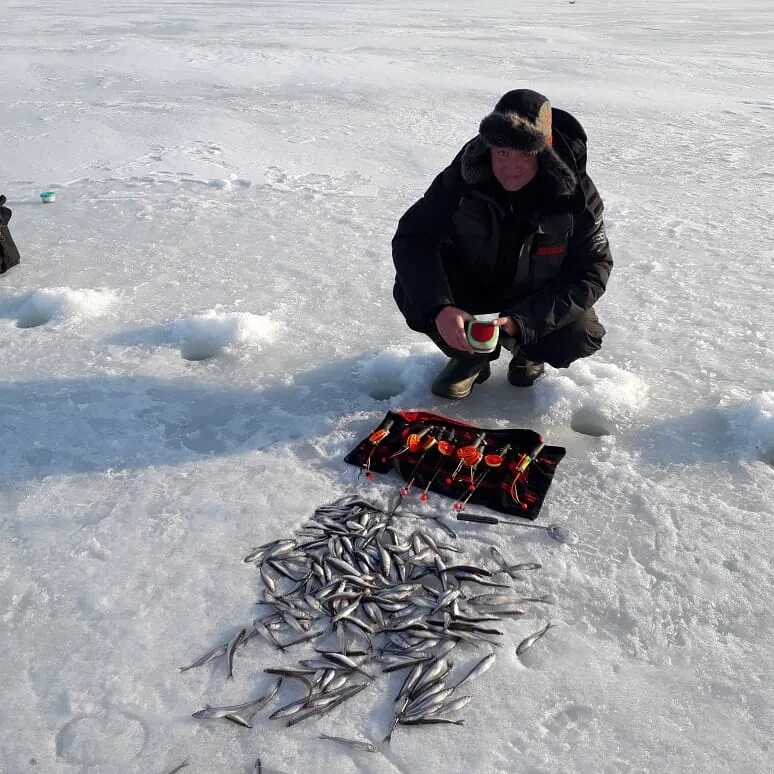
514, 230, 537, 290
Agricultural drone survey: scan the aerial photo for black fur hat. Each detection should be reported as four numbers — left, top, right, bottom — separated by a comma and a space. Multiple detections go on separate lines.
461, 89, 577, 196
478, 89, 553, 152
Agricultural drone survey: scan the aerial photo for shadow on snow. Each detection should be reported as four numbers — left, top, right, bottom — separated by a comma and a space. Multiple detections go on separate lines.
0, 357, 382, 485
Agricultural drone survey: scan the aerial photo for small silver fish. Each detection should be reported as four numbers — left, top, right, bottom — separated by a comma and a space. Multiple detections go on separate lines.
269, 695, 313, 720
260, 565, 277, 594
225, 628, 246, 680
384, 694, 410, 743
320, 651, 374, 678
416, 529, 439, 553
516, 622, 555, 656
195, 681, 282, 723
281, 629, 326, 649
191, 705, 252, 728
407, 687, 456, 717
327, 556, 361, 576
412, 659, 450, 693
325, 673, 351, 692
429, 588, 462, 616
363, 601, 386, 628
319, 734, 379, 753
453, 652, 496, 689
178, 643, 227, 672
489, 545, 510, 570
242, 539, 296, 564
331, 595, 364, 624
252, 618, 284, 650
507, 562, 542, 572
285, 682, 370, 727
433, 517, 458, 539
378, 544, 392, 577
264, 667, 315, 691
382, 654, 433, 676
437, 695, 472, 714
394, 661, 426, 701
468, 592, 533, 606
433, 639, 458, 658
481, 609, 526, 618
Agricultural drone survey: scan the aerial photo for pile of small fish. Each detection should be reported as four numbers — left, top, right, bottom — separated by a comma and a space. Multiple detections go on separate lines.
181, 494, 555, 752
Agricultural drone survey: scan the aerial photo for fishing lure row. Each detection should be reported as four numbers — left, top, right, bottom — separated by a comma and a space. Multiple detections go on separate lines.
344, 412, 565, 519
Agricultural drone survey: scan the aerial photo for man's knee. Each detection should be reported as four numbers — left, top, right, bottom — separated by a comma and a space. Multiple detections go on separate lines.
525, 312, 605, 368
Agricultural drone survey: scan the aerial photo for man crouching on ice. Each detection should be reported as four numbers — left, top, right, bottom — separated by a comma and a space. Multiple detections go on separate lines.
392, 89, 613, 399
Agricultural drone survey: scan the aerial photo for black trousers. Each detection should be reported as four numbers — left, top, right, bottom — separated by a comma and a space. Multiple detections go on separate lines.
426, 309, 606, 368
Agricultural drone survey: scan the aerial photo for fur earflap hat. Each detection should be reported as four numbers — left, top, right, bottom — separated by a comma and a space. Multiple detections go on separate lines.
467, 88, 577, 195
478, 89, 554, 152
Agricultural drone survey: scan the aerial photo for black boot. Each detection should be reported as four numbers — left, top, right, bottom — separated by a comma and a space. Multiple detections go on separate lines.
507, 352, 544, 387
431, 357, 491, 400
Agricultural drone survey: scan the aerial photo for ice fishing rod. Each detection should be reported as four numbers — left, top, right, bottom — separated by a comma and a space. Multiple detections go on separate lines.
448, 431, 488, 484
513, 440, 545, 480
452, 443, 511, 513
509, 440, 545, 510
417, 428, 456, 502
398, 426, 440, 497
361, 416, 395, 479
387, 423, 433, 460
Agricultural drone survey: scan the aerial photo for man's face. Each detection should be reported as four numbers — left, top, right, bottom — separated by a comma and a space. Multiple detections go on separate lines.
490, 147, 539, 191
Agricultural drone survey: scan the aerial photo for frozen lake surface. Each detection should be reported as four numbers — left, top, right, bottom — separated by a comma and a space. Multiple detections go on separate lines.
1, 1, 772, 772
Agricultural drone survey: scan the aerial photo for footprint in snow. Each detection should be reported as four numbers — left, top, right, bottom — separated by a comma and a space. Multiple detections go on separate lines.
56, 713, 146, 765
542, 702, 594, 740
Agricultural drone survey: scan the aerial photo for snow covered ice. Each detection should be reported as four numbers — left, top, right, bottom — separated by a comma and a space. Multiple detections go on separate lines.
1, 1, 772, 772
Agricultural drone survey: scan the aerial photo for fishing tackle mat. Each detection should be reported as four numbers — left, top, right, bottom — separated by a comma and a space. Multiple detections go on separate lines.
344, 410, 565, 520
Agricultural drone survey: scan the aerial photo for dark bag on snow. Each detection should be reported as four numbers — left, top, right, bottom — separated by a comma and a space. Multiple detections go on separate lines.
0, 195, 21, 274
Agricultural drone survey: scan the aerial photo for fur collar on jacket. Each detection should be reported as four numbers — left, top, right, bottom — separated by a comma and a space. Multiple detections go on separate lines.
460, 134, 577, 197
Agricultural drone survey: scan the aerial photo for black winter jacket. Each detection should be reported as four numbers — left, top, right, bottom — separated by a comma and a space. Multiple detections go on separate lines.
392, 108, 612, 346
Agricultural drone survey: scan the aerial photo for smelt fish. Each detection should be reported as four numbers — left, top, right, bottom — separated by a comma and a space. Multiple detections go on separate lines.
319, 734, 380, 753
452, 652, 496, 689
225, 628, 246, 680
516, 622, 555, 656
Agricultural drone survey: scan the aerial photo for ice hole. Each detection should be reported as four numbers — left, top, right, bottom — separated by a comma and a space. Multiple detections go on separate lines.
570, 407, 614, 437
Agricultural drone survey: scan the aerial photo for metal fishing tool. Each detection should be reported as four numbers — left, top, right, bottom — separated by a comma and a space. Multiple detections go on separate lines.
509, 440, 545, 511
361, 417, 395, 479
455, 512, 579, 544
417, 428, 456, 502
451, 443, 511, 513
